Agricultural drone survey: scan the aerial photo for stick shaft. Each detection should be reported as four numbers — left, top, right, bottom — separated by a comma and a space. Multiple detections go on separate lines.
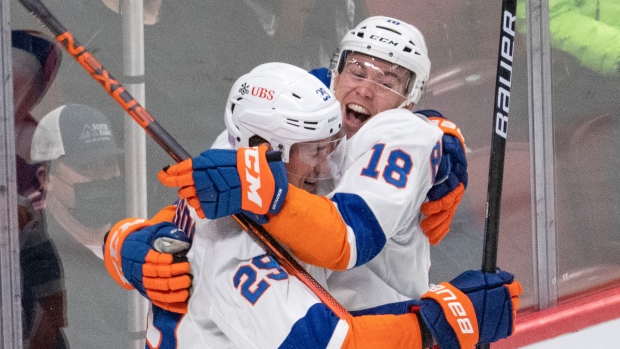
478, 1, 516, 348
483, 0, 517, 274
18, 0, 349, 319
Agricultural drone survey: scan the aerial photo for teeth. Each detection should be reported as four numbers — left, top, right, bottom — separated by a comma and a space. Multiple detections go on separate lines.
347, 104, 369, 116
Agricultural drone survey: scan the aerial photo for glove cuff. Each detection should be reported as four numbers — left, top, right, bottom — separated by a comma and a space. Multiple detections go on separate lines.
427, 116, 466, 150
104, 218, 155, 290
420, 282, 480, 349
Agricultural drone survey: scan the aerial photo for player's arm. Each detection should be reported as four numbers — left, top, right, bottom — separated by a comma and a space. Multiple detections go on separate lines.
157, 147, 361, 271
276, 269, 521, 349
417, 109, 468, 245
102, 204, 192, 314
158, 111, 440, 271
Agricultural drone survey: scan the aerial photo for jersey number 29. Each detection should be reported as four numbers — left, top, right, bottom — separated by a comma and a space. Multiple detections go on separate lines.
233, 255, 288, 305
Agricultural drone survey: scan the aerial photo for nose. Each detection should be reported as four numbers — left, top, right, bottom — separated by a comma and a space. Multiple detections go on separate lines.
315, 156, 332, 177
355, 78, 376, 99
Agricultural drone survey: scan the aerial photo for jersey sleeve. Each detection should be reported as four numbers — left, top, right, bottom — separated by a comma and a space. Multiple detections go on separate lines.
264, 109, 443, 270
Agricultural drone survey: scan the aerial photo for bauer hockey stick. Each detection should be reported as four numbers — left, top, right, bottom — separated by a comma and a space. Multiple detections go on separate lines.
17, 0, 349, 319
478, 1, 517, 348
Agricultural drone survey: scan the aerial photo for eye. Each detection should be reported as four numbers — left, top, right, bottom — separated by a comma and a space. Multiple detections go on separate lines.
346, 62, 366, 78
377, 76, 400, 90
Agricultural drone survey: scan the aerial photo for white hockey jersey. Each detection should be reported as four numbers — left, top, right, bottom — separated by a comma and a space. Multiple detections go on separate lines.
149, 108, 442, 348
263, 108, 443, 310
326, 108, 442, 310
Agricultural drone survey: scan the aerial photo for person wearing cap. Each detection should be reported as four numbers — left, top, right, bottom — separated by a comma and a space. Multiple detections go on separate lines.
30, 103, 134, 348
32, 103, 125, 255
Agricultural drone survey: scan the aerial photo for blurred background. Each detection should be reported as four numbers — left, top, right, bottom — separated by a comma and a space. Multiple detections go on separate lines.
4, 0, 619, 347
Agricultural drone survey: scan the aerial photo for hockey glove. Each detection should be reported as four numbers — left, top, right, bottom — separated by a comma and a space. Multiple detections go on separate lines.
411, 269, 522, 349
104, 218, 192, 314
158, 144, 288, 220
418, 110, 468, 245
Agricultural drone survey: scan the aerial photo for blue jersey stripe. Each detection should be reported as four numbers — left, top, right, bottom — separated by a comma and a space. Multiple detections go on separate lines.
279, 303, 341, 349
331, 193, 386, 267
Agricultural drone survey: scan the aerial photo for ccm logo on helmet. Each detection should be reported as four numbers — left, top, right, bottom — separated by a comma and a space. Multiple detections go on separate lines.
244, 147, 263, 207
251, 86, 275, 100
427, 284, 475, 335
369, 35, 398, 46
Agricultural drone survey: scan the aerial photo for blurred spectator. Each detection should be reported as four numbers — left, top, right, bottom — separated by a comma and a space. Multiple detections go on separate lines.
525, 0, 620, 76
242, 0, 365, 69
31, 104, 124, 256
12, 29, 68, 349
30, 103, 133, 347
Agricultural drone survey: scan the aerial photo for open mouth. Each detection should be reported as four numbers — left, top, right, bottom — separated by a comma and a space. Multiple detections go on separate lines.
345, 103, 371, 125
304, 178, 317, 186
302, 178, 318, 193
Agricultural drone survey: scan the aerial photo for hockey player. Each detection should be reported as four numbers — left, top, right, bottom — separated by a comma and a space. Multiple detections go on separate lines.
161, 16, 468, 311
106, 17, 466, 312
105, 62, 521, 348
105, 15, 473, 342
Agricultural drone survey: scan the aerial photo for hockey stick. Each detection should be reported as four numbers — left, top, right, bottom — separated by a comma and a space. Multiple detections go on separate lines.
17, 0, 349, 319
478, 1, 516, 348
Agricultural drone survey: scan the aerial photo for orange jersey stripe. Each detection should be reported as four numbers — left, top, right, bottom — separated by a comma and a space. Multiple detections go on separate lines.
342, 312, 423, 349
150, 204, 177, 223
264, 185, 350, 270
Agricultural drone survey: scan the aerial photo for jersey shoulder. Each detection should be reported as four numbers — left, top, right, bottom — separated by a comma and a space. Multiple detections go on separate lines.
211, 130, 232, 150
351, 108, 442, 148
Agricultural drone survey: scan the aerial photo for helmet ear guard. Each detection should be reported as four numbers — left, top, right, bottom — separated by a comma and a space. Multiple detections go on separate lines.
225, 62, 343, 163
334, 16, 431, 105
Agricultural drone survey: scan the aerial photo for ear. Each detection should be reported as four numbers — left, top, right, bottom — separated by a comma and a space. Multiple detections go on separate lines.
332, 73, 341, 92
403, 102, 415, 111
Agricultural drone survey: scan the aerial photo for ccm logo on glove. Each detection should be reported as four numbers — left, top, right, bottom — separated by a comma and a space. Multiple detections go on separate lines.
237, 146, 285, 215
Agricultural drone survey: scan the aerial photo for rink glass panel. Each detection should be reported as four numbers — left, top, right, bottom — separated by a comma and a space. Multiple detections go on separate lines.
7, 0, 620, 347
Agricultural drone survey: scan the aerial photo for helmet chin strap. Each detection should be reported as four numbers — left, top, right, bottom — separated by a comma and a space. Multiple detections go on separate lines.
398, 98, 415, 110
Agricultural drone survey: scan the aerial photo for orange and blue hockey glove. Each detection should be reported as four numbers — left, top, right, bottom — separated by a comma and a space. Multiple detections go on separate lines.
418, 110, 468, 245
103, 219, 192, 314
158, 144, 288, 220
410, 269, 522, 349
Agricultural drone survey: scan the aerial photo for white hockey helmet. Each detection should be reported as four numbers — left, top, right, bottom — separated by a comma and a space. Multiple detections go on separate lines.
225, 62, 343, 163
334, 16, 431, 104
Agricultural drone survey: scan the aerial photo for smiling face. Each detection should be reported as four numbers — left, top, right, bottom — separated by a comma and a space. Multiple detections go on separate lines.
282, 134, 346, 194
333, 52, 414, 138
